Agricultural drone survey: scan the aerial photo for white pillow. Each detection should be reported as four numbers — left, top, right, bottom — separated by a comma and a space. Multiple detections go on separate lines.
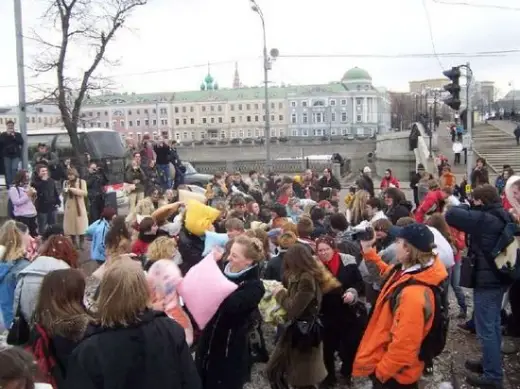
427, 226, 455, 269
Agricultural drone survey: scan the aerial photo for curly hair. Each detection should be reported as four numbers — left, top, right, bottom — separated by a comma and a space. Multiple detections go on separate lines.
39, 235, 79, 268
146, 236, 177, 262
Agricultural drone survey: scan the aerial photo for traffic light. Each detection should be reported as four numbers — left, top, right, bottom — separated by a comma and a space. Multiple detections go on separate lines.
443, 66, 461, 111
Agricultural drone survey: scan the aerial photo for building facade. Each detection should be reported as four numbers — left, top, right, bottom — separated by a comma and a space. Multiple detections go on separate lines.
80, 66, 390, 141
409, 78, 447, 94
0, 104, 62, 131
287, 67, 391, 138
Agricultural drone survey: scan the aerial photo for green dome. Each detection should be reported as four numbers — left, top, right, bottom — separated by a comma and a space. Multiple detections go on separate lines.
205, 73, 214, 84
342, 67, 372, 82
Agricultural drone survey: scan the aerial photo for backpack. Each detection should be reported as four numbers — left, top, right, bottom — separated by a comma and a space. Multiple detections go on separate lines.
386, 275, 449, 362
26, 324, 65, 389
488, 212, 520, 283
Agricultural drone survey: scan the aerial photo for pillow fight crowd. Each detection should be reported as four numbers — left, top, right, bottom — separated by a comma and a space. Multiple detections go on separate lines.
1, 145, 520, 389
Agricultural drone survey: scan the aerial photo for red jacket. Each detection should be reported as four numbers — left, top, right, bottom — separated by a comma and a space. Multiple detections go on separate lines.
450, 227, 465, 262
502, 193, 512, 211
131, 239, 150, 256
415, 190, 445, 223
380, 176, 400, 189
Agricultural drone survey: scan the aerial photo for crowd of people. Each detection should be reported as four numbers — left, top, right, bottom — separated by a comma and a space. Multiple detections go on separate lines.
1, 125, 520, 389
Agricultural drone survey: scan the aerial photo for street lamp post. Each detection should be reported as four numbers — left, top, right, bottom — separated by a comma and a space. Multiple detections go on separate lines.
250, 0, 274, 171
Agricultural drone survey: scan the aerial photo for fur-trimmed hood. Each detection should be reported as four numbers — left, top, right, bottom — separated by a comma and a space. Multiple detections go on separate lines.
48, 313, 91, 341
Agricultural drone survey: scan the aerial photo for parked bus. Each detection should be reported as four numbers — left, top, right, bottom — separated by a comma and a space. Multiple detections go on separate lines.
0, 128, 128, 205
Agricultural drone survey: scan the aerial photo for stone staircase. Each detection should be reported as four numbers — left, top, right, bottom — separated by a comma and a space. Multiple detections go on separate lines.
473, 123, 520, 173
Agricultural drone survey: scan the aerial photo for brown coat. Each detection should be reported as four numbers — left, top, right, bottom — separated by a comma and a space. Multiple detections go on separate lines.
267, 272, 327, 388
63, 179, 88, 236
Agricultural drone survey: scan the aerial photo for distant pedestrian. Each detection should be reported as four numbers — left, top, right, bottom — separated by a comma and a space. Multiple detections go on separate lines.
452, 140, 463, 165
0, 120, 23, 187
514, 124, 520, 146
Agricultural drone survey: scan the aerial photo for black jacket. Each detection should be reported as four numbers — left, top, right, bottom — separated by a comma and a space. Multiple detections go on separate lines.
178, 226, 205, 276
154, 143, 171, 165
64, 310, 201, 389
195, 265, 264, 389
385, 201, 412, 225
32, 177, 60, 213
446, 203, 513, 289
0, 132, 23, 158
356, 174, 375, 198
264, 250, 286, 282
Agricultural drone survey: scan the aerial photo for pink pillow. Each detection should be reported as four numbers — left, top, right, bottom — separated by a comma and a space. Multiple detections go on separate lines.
177, 252, 238, 329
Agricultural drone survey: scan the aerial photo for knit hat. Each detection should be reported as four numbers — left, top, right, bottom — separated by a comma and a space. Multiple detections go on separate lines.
389, 223, 434, 253
363, 166, 371, 173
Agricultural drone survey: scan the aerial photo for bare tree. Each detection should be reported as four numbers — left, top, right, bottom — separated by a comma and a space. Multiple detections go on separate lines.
389, 92, 416, 131
32, 0, 147, 165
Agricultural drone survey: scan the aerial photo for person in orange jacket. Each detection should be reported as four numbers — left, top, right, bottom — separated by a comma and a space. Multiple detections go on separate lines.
353, 223, 448, 388
439, 165, 457, 190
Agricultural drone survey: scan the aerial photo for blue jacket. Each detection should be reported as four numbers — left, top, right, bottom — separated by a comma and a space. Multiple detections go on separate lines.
0, 257, 30, 327
86, 219, 110, 262
445, 203, 513, 289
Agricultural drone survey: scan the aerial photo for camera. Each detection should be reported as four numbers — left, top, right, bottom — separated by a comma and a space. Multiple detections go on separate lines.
349, 223, 375, 241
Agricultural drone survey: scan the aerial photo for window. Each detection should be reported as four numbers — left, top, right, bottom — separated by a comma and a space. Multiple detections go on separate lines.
356, 115, 362, 122
218, 105, 222, 112
136, 119, 141, 126
231, 117, 236, 123
302, 101, 308, 108
291, 114, 297, 124
127, 110, 132, 115
144, 109, 148, 114
315, 113, 323, 123
255, 129, 261, 137
218, 117, 223, 123
174, 107, 179, 113
247, 116, 251, 122
302, 129, 308, 136
191, 132, 195, 139
270, 115, 275, 121
341, 99, 347, 106
341, 112, 347, 122
190, 106, 194, 112
160, 108, 167, 115
210, 117, 215, 124
120, 120, 125, 127
270, 103, 275, 109
238, 130, 244, 138
357, 85, 361, 91
246, 104, 251, 110
161, 119, 168, 125
254, 115, 259, 122
202, 106, 206, 112
292, 129, 298, 136
183, 118, 187, 125
128, 120, 133, 127
144, 119, 149, 126
220, 131, 226, 139
96, 112, 100, 117
105, 111, 109, 116
238, 104, 243, 110
175, 119, 180, 125
302, 113, 308, 123
190, 118, 194, 124
278, 103, 283, 109
182, 107, 186, 113
230, 104, 235, 111
202, 118, 207, 124
262, 115, 266, 121
183, 132, 188, 139
153, 109, 156, 114
331, 128, 337, 135
356, 98, 363, 106
254, 103, 259, 109
330, 99, 336, 106
271, 129, 276, 137
231, 131, 236, 138
247, 129, 252, 137
210, 105, 215, 112
152, 119, 157, 126
341, 128, 347, 135
331, 113, 336, 122
290, 101, 297, 108
279, 115, 284, 121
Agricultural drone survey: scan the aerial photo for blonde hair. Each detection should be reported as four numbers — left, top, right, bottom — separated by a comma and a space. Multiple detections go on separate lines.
97, 260, 149, 327
232, 235, 265, 263
403, 241, 435, 267
146, 236, 177, 262
349, 189, 369, 225
0, 220, 26, 261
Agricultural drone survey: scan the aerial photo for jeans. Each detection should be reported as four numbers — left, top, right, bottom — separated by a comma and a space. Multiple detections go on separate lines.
157, 164, 171, 189
3, 157, 20, 187
449, 261, 467, 312
473, 288, 504, 382
174, 169, 185, 189
15, 215, 38, 237
37, 210, 57, 236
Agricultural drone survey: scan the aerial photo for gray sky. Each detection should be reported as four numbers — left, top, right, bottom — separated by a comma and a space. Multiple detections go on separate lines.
1, 0, 519, 105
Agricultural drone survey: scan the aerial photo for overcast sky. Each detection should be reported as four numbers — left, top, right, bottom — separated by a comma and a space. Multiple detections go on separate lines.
1, 0, 519, 106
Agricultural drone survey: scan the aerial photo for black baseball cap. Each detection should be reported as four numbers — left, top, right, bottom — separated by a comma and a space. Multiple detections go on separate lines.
389, 223, 435, 253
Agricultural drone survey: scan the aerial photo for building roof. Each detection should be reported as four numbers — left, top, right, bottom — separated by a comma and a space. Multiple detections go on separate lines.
84, 92, 176, 106
502, 90, 520, 101
341, 67, 372, 82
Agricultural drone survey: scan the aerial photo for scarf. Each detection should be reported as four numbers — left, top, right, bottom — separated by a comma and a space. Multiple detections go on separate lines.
223, 263, 257, 280
322, 251, 341, 277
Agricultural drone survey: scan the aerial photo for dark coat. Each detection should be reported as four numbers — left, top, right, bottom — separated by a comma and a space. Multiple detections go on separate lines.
266, 272, 327, 387
178, 226, 205, 276
263, 251, 286, 282
385, 201, 412, 225
64, 310, 200, 389
445, 203, 513, 289
195, 265, 264, 389
470, 167, 489, 189
356, 175, 375, 198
